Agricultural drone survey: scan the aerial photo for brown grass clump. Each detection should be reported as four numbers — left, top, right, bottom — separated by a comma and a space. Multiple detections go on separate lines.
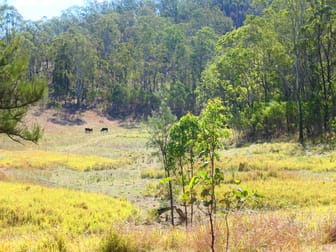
0, 170, 7, 181
229, 212, 305, 251
326, 220, 336, 243
108, 210, 335, 251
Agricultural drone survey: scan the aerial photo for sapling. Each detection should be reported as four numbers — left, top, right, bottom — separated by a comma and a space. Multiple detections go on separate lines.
146, 100, 176, 225
168, 113, 201, 227
197, 98, 229, 252
220, 180, 262, 252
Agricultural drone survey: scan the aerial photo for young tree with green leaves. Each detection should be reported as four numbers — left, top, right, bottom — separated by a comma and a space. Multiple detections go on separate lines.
167, 112, 201, 227
178, 113, 201, 225
0, 36, 46, 143
146, 100, 177, 225
198, 98, 229, 252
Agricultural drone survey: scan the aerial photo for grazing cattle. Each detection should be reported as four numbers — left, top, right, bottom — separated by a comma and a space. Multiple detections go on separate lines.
85, 127, 93, 133
101, 127, 108, 133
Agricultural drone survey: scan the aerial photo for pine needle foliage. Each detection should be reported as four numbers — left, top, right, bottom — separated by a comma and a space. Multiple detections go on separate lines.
0, 36, 46, 143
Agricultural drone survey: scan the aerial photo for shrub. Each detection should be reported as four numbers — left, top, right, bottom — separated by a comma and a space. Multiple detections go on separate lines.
101, 231, 136, 252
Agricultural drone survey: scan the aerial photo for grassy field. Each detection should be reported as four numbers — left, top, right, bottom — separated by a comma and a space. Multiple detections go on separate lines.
0, 181, 138, 251
1, 109, 336, 251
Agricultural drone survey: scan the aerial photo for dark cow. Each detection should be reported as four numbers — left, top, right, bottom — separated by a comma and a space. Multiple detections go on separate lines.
100, 127, 108, 133
85, 127, 93, 133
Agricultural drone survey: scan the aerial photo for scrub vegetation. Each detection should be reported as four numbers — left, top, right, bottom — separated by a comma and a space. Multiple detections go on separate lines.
1, 0, 336, 250
0, 111, 335, 251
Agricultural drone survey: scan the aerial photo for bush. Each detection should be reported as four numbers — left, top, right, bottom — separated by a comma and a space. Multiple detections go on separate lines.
101, 231, 136, 252
233, 101, 287, 140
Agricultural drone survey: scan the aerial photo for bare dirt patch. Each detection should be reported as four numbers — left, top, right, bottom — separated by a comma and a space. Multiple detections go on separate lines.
25, 107, 120, 134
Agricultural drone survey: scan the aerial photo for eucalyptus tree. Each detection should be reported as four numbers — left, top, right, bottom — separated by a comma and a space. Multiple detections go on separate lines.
305, 0, 336, 134
51, 36, 74, 103
198, 22, 274, 138
281, 0, 308, 144
85, 12, 121, 104
191, 26, 218, 82
0, 4, 23, 43
128, 14, 169, 116
199, 0, 331, 142
185, 7, 233, 36
72, 31, 98, 106
157, 0, 178, 22
161, 24, 193, 115
51, 27, 98, 107
88, 13, 120, 58
83, 0, 116, 14
116, 0, 139, 12
212, 0, 253, 27
21, 20, 53, 83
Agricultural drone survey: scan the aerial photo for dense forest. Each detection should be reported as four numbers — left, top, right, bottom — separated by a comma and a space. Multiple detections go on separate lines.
0, 0, 336, 143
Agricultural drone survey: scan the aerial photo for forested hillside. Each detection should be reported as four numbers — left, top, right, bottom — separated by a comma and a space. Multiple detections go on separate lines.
1, 0, 336, 143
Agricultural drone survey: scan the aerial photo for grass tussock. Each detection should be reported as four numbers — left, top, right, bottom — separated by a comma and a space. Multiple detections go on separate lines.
140, 168, 165, 179
326, 220, 336, 243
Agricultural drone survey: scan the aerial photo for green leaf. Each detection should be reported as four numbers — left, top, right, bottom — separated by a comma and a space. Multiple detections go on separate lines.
236, 187, 249, 197
181, 193, 189, 203
201, 161, 209, 168
234, 179, 241, 185
214, 167, 225, 183
189, 176, 199, 188
253, 192, 263, 198
199, 171, 208, 180
160, 177, 172, 185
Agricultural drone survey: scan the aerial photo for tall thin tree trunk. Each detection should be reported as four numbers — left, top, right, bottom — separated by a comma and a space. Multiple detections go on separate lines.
167, 169, 175, 226
317, 24, 329, 133
291, 0, 304, 145
209, 206, 215, 252
296, 84, 304, 145
163, 152, 174, 226
225, 213, 230, 252
179, 158, 188, 228
190, 151, 194, 225
210, 148, 216, 252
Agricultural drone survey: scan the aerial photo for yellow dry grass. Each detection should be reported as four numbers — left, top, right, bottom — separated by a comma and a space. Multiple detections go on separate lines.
220, 142, 336, 172
0, 149, 130, 171
1, 110, 336, 251
0, 181, 138, 251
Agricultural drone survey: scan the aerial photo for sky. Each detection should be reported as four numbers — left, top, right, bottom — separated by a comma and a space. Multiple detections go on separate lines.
6, 0, 86, 21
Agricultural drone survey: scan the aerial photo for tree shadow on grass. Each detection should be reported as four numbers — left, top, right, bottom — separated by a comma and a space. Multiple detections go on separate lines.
48, 112, 86, 126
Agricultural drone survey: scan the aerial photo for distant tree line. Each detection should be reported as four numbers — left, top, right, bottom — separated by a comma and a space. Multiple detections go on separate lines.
199, 0, 336, 143
1, 0, 336, 143
0, 0, 239, 117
